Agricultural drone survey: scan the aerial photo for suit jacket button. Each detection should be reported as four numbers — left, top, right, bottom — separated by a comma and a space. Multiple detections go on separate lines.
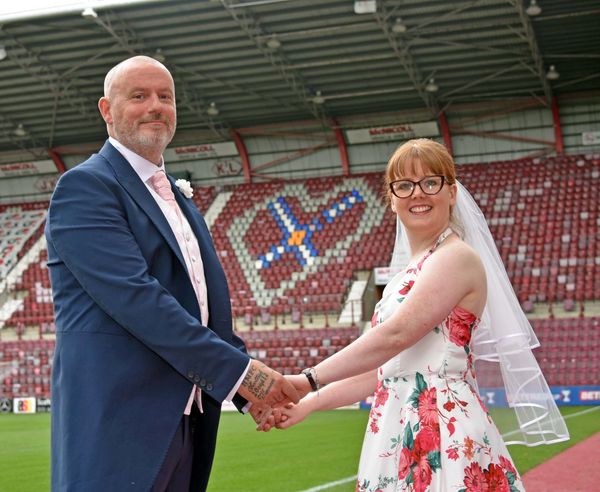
206, 383, 213, 391
187, 371, 195, 380
193, 375, 201, 383
200, 378, 207, 387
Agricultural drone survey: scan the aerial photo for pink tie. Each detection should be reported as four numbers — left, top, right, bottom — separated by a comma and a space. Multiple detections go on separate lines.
149, 170, 209, 325
149, 171, 179, 215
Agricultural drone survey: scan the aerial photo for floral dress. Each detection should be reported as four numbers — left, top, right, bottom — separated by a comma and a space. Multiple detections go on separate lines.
356, 230, 524, 492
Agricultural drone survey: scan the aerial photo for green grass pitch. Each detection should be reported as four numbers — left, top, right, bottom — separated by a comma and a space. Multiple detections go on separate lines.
0, 406, 598, 492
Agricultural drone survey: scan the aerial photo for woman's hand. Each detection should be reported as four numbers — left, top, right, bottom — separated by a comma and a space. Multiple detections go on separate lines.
276, 400, 311, 430
285, 373, 312, 400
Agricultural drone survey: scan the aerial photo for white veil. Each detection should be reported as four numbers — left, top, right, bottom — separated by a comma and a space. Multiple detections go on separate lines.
390, 181, 569, 446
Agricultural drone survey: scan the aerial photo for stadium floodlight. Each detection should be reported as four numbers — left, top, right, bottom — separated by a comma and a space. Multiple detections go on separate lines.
354, 1, 377, 14
266, 35, 281, 50
81, 7, 98, 19
207, 102, 220, 116
526, 0, 541, 16
13, 124, 28, 137
152, 48, 166, 63
546, 65, 560, 80
392, 17, 407, 34
312, 90, 325, 104
425, 78, 439, 93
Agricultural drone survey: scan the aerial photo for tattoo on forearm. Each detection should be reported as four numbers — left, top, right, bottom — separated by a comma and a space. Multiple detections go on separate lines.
243, 364, 276, 400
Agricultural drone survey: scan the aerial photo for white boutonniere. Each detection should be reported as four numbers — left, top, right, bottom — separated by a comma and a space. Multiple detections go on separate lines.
175, 179, 194, 199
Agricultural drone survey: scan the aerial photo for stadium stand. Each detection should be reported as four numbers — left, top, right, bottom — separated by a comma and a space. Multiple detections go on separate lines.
531, 317, 600, 387
459, 154, 599, 305
0, 203, 47, 279
0, 339, 53, 399
0, 155, 598, 399
241, 326, 360, 375
192, 186, 219, 215
211, 173, 394, 319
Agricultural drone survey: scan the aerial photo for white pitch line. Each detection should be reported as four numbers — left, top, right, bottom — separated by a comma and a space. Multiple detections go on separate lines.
558, 406, 600, 420
299, 406, 600, 492
298, 475, 357, 492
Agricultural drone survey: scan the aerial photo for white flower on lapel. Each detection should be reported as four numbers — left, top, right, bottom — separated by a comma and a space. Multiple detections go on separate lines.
175, 179, 194, 199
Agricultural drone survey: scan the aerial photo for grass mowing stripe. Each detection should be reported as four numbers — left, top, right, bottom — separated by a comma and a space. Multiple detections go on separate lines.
0, 406, 598, 492
288, 406, 600, 492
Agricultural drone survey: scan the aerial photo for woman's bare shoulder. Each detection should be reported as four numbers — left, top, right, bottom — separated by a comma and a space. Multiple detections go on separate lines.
423, 236, 486, 283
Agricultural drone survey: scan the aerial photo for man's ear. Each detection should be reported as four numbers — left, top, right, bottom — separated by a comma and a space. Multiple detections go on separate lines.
98, 97, 112, 125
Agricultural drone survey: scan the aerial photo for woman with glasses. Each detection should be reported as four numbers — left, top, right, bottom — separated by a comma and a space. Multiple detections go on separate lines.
272, 138, 568, 491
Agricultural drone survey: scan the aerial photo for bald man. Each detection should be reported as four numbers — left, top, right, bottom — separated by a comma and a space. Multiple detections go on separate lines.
46, 56, 298, 491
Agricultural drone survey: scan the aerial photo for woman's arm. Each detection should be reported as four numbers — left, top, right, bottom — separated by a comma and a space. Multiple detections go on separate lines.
311, 242, 484, 386
276, 370, 378, 429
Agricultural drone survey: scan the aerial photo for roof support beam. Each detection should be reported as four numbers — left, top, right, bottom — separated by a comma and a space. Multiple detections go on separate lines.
230, 130, 252, 184
551, 98, 564, 155
47, 148, 67, 174
2, 29, 100, 126
508, 0, 553, 104
441, 63, 524, 99
374, 1, 436, 115
218, 1, 329, 125
332, 119, 349, 176
438, 112, 453, 155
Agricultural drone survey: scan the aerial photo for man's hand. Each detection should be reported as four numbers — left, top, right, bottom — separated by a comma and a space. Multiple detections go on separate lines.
249, 403, 274, 431
238, 360, 299, 409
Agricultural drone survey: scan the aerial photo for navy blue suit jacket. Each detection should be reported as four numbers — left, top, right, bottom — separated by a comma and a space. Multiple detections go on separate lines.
45, 141, 250, 491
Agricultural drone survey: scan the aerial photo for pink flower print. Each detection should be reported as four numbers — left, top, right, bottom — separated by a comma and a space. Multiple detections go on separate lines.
399, 280, 414, 296
448, 307, 475, 347
369, 420, 379, 434
463, 436, 475, 460
374, 385, 389, 408
484, 463, 510, 492
499, 456, 517, 476
443, 399, 456, 412
446, 446, 460, 461
398, 447, 413, 480
414, 424, 440, 456
463, 462, 486, 491
412, 452, 433, 492
417, 387, 439, 426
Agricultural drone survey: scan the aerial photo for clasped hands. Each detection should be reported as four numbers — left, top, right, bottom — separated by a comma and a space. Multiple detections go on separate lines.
237, 360, 312, 431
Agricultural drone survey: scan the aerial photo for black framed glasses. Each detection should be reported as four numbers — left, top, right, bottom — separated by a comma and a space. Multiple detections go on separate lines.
389, 175, 445, 198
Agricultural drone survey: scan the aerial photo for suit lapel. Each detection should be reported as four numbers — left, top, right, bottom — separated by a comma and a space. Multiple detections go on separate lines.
99, 142, 188, 271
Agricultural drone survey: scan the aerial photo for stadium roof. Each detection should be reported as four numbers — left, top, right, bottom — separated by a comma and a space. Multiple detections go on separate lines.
0, 0, 599, 158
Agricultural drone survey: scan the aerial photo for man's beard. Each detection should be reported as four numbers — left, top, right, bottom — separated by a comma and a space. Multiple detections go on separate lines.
114, 119, 175, 156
